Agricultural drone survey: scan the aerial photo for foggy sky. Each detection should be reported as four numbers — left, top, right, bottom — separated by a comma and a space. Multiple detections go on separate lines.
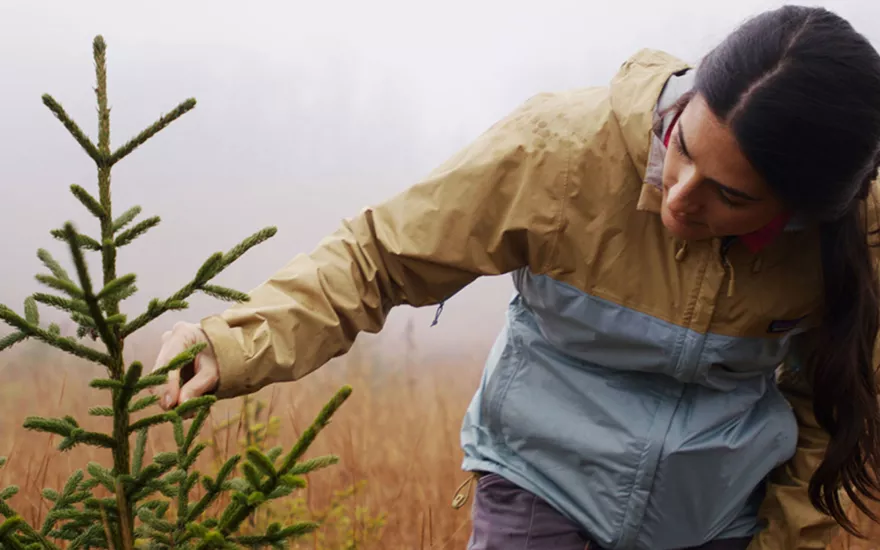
1, 0, 877, 361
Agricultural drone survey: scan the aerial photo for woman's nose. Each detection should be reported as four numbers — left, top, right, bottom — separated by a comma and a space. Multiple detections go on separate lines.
666, 169, 702, 214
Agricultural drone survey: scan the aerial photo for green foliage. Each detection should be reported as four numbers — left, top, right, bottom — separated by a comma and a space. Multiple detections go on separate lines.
201, 396, 386, 549
0, 35, 351, 549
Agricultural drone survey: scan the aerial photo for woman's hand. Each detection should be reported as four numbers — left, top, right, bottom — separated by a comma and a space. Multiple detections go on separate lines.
151, 321, 220, 411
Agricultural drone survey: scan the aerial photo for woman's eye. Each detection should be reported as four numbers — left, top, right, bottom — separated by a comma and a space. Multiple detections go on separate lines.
673, 134, 688, 158
718, 189, 744, 208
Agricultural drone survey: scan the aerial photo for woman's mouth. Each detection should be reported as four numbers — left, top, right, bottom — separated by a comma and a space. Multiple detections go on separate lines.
669, 209, 695, 225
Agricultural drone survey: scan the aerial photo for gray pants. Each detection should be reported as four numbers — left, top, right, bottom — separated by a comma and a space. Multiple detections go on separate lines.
466, 473, 752, 550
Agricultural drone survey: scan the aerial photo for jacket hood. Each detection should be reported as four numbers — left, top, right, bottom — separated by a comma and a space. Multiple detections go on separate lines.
609, 48, 692, 183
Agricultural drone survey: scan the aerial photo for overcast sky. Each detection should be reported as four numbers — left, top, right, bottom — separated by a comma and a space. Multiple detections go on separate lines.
1, 0, 877, 360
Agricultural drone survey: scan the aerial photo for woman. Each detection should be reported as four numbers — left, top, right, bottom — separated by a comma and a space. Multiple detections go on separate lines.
152, 5, 880, 549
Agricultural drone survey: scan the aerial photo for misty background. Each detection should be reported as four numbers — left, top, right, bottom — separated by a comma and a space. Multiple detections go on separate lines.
1, 0, 878, 367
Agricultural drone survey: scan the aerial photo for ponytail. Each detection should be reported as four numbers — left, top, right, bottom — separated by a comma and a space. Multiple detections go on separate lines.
686, 3, 880, 536
808, 195, 880, 534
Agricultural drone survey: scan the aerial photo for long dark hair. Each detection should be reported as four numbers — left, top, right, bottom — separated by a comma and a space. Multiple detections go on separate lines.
694, 5, 880, 536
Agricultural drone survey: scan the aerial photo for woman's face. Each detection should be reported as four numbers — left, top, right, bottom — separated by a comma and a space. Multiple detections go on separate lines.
660, 93, 786, 241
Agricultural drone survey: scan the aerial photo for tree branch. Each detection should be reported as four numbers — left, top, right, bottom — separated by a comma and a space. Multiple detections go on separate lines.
62, 223, 118, 357
50, 228, 101, 251
70, 185, 107, 221
121, 228, 276, 338
0, 305, 112, 366
94, 35, 110, 155
114, 217, 159, 248
111, 206, 141, 234
37, 249, 71, 282
41, 95, 103, 165
218, 386, 352, 535
109, 99, 196, 166
0, 331, 27, 352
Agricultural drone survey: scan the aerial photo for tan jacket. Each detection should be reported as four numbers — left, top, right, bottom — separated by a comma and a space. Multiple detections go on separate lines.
201, 48, 866, 549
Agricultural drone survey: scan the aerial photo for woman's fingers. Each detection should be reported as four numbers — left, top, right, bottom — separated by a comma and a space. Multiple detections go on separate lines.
179, 352, 220, 405
151, 322, 216, 411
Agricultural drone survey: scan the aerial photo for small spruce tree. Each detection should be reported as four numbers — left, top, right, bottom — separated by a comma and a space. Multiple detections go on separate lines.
0, 35, 351, 550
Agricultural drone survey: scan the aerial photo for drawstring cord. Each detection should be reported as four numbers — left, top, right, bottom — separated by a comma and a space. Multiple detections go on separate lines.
676, 238, 756, 298
752, 255, 763, 274
720, 237, 737, 298
675, 241, 689, 262
726, 259, 737, 298
431, 301, 445, 327
451, 472, 478, 509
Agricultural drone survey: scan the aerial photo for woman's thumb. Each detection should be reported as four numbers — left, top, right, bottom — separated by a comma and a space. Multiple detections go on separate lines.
178, 355, 219, 405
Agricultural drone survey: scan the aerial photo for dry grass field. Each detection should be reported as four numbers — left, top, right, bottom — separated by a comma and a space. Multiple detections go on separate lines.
1, 335, 878, 549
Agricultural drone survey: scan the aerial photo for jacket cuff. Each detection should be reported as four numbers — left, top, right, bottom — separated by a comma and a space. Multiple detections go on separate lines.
200, 314, 249, 399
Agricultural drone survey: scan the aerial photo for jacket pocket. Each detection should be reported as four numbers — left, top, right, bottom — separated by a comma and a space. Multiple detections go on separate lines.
483, 329, 528, 439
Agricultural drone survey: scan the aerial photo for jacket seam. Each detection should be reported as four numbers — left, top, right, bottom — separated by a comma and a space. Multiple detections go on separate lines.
672, 249, 709, 380
541, 134, 573, 276
537, 271, 800, 344
680, 243, 711, 330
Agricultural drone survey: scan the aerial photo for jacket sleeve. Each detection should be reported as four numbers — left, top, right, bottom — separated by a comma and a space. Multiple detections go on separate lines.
200, 93, 573, 399
747, 350, 849, 550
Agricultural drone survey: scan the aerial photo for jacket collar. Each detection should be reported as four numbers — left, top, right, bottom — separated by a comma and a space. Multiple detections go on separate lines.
608, 48, 691, 184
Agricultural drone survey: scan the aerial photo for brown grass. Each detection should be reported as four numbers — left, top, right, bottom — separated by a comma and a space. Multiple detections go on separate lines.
0, 337, 878, 549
